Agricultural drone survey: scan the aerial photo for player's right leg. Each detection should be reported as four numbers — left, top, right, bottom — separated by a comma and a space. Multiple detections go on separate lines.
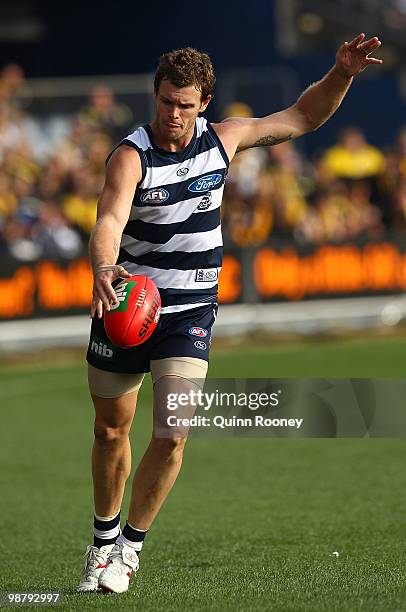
98, 368, 205, 595
77, 365, 144, 593
98, 304, 216, 594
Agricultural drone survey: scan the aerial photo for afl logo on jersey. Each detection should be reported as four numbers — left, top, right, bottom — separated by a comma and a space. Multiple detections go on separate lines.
140, 188, 169, 204
188, 174, 222, 193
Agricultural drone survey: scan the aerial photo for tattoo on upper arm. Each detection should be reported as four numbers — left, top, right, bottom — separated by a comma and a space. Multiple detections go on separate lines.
252, 134, 293, 148
113, 238, 119, 255
237, 133, 293, 153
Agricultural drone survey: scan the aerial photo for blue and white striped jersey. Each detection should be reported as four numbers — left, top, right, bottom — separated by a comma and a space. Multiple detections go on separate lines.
115, 117, 229, 314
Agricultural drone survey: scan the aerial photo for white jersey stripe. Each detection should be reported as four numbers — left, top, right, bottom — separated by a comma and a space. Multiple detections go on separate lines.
156, 226, 223, 253
195, 120, 207, 138
122, 264, 220, 290
124, 122, 208, 153
120, 234, 160, 256
160, 302, 210, 314
141, 147, 226, 189
128, 189, 222, 224
124, 126, 152, 151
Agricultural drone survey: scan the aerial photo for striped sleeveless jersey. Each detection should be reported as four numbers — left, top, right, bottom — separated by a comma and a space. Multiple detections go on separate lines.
114, 117, 229, 314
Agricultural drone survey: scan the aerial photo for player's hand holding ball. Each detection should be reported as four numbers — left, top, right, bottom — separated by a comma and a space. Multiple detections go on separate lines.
91, 264, 132, 319
104, 275, 161, 348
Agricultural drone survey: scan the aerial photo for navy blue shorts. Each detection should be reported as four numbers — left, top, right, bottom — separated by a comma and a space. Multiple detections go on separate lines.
86, 303, 217, 374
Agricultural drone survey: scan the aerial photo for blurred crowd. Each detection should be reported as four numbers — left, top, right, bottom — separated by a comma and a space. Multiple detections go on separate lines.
1, 64, 406, 260
0, 64, 133, 261
222, 103, 406, 247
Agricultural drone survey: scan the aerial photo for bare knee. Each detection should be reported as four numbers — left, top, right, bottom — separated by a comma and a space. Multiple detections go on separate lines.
92, 392, 137, 446
94, 422, 129, 446
151, 436, 186, 460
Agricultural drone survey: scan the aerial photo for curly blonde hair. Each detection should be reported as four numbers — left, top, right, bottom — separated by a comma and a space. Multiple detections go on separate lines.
154, 47, 215, 101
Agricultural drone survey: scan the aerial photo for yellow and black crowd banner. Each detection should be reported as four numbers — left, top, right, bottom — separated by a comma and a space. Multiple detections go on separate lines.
2, 238, 406, 320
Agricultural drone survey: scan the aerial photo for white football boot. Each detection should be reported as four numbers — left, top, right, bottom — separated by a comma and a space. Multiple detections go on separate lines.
98, 541, 139, 593
77, 544, 115, 592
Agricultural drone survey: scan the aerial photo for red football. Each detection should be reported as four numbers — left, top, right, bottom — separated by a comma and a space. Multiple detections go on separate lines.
104, 275, 161, 348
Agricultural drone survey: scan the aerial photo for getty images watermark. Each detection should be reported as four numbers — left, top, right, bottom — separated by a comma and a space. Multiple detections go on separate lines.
165, 387, 303, 432
158, 379, 406, 438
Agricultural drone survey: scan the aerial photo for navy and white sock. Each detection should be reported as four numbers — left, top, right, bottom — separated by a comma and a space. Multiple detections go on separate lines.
93, 511, 121, 549
117, 521, 148, 555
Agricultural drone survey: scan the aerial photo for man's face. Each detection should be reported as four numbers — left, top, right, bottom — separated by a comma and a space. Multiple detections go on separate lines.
155, 78, 211, 141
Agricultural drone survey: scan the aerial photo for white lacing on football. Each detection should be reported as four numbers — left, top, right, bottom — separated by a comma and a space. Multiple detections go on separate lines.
136, 289, 147, 307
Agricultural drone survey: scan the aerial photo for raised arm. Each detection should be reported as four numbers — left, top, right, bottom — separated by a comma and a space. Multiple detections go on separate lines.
214, 33, 382, 160
89, 145, 141, 318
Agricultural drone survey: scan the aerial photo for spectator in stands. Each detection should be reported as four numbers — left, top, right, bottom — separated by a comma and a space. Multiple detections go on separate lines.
296, 204, 324, 244
12, 167, 42, 223
267, 140, 313, 237
222, 101, 273, 245
53, 119, 92, 170
37, 167, 66, 203
316, 181, 356, 242
78, 85, 133, 141
0, 64, 48, 161
0, 63, 26, 108
0, 172, 17, 217
2, 216, 41, 261
223, 102, 268, 198
62, 165, 98, 236
347, 180, 384, 238
2, 142, 41, 183
373, 128, 406, 227
0, 104, 26, 159
396, 126, 406, 177
392, 180, 406, 232
34, 201, 83, 258
87, 131, 114, 191
224, 178, 274, 246
300, 179, 383, 243
321, 126, 384, 180
376, 151, 400, 221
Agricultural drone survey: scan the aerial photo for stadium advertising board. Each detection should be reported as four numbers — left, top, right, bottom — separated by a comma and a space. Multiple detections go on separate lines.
2, 239, 406, 319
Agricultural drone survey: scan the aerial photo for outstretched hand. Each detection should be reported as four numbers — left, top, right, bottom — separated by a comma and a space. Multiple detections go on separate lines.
335, 33, 383, 78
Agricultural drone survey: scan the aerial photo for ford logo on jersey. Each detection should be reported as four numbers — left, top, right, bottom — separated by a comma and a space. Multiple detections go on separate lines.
188, 174, 222, 193
140, 188, 169, 204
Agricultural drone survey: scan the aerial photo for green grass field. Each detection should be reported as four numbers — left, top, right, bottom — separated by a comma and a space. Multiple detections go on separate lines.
1, 336, 406, 611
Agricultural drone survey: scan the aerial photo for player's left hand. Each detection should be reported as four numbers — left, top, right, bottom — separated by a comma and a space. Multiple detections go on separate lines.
335, 33, 383, 78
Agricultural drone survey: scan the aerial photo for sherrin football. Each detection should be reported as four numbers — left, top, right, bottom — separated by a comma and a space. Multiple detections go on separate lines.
104, 275, 161, 348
